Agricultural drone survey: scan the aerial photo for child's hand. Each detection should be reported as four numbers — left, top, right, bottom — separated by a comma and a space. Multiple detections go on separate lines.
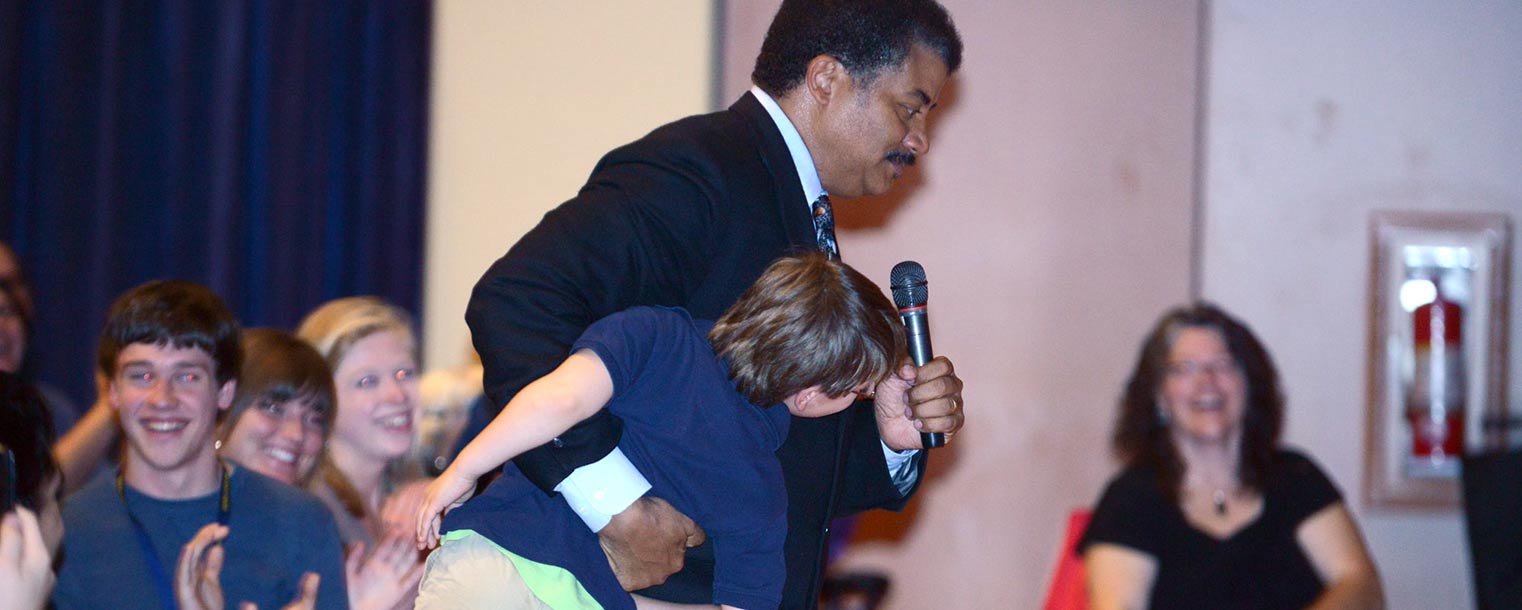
275, 573, 320, 610
346, 535, 424, 610
415, 467, 476, 550
0, 508, 55, 610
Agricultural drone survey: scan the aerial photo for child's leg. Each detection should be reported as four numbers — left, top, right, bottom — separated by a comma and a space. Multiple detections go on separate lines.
630, 595, 727, 610
415, 530, 553, 610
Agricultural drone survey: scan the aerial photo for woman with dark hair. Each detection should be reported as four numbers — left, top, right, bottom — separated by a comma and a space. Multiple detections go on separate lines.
0, 371, 61, 557
1080, 303, 1383, 610
2, 244, 106, 497
189, 328, 419, 610
216, 329, 335, 486
0, 274, 82, 436
0, 371, 62, 610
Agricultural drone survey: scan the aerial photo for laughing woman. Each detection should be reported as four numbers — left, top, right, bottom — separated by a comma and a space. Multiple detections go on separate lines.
213, 325, 421, 610
297, 297, 428, 610
1080, 303, 1383, 610
297, 297, 428, 547
217, 328, 333, 486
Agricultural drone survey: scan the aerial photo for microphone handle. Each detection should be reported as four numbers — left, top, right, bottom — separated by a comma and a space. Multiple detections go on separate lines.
900, 308, 945, 449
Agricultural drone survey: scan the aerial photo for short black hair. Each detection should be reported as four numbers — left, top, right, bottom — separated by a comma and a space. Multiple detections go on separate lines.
97, 280, 242, 386
752, 0, 962, 96
0, 371, 58, 510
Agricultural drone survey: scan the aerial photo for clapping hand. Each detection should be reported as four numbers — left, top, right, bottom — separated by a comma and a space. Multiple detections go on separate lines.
379, 480, 430, 541
345, 534, 425, 610
176, 523, 321, 610
0, 508, 54, 610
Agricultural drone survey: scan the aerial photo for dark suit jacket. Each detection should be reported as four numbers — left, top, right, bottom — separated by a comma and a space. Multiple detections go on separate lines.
466, 92, 924, 609
1462, 450, 1522, 610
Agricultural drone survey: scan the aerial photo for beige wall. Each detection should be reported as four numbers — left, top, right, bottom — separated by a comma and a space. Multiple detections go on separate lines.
1202, 2, 1522, 608
724, 2, 1199, 607
425, 1, 714, 371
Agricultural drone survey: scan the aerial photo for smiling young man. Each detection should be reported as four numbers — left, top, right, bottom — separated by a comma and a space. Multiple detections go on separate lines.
465, 1, 966, 607
51, 280, 347, 610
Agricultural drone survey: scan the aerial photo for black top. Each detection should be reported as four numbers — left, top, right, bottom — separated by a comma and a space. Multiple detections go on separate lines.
1079, 449, 1341, 610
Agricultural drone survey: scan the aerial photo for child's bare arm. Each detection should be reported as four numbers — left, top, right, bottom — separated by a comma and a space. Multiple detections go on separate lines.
416, 349, 614, 548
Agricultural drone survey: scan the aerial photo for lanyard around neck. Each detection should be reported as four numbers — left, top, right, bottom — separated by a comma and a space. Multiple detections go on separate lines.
116, 464, 232, 610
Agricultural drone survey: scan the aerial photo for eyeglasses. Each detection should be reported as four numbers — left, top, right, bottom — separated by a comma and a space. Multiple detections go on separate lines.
1165, 359, 1241, 379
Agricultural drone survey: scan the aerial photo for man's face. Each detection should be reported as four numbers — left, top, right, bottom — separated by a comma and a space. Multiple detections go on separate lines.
0, 290, 23, 373
815, 44, 950, 199
0, 244, 32, 319
110, 343, 234, 481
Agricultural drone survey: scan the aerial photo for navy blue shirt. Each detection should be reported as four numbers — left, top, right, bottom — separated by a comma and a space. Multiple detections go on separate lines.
54, 465, 348, 610
444, 306, 791, 609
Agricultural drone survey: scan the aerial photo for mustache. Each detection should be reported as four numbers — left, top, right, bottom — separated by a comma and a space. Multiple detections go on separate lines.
885, 150, 917, 166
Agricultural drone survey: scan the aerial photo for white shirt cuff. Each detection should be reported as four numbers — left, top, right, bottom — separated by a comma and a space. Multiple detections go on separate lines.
553, 447, 652, 532
883, 441, 920, 495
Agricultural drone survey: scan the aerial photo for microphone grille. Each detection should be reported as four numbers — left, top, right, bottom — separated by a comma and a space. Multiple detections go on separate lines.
889, 260, 928, 309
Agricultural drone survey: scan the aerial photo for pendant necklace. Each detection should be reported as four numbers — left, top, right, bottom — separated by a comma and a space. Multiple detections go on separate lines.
1213, 489, 1228, 516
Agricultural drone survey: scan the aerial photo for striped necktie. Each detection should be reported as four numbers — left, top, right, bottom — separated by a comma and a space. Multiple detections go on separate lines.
811, 194, 840, 260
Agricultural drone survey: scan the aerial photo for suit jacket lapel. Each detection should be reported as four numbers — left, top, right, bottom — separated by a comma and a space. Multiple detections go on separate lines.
732, 92, 816, 250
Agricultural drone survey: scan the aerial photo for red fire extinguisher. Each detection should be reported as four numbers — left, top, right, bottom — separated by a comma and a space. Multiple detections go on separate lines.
1406, 280, 1466, 469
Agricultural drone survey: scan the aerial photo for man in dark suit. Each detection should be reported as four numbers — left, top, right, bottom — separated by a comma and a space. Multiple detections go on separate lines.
464, 1, 965, 607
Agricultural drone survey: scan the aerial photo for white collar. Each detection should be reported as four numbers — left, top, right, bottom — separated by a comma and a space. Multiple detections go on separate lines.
750, 86, 825, 204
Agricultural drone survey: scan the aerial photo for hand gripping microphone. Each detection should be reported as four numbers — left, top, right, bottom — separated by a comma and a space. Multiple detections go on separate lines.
889, 261, 945, 449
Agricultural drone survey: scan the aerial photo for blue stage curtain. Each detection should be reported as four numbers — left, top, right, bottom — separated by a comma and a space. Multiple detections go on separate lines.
0, 1, 431, 407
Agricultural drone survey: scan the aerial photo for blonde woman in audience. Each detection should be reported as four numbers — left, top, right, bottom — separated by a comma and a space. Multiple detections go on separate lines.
297, 297, 428, 610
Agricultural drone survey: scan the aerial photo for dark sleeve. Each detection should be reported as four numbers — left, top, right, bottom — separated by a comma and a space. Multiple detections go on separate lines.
1078, 469, 1168, 557
832, 400, 919, 516
1275, 450, 1342, 524
466, 161, 717, 493
1462, 450, 1522, 610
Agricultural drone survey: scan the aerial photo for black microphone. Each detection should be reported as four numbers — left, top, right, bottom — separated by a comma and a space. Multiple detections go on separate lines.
889, 260, 945, 449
